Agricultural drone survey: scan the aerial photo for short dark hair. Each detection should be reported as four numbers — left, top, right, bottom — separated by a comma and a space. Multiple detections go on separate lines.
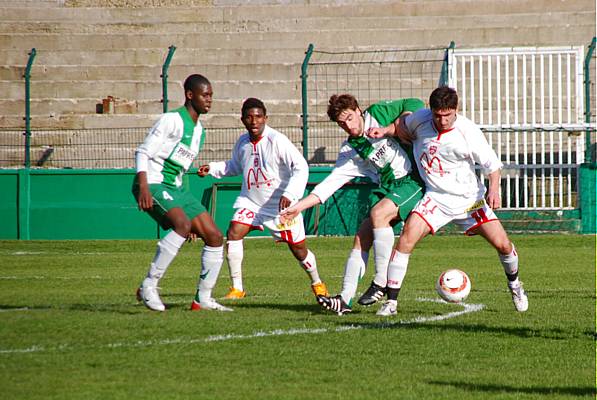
327, 94, 359, 122
241, 97, 266, 117
184, 74, 211, 92
429, 86, 459, 111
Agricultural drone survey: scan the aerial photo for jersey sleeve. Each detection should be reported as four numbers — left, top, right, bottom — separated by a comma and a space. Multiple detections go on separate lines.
464, 120, 503, 173
208, 138, 243, 178
135, 114, 175, 164
277, 135, 309, 202
366, 98, 425, 126
310, 145, 366, 203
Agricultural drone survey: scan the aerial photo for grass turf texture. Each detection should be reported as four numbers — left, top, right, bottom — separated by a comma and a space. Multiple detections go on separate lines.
0, 235, 594, 400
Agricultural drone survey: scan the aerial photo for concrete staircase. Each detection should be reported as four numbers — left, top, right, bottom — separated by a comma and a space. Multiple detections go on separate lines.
0, 0, 594, 168
0, 0, 594, 130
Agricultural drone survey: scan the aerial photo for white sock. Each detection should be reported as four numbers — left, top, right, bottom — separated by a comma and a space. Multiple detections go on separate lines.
144, 231, 186, 286
226, 239, 244, 291
197, 245, 224, 303
372, 227, 394, 287
340, 249, 368, 304
500, 244, 520, 286
300, 249, 321, 285
387, 250, 410, 290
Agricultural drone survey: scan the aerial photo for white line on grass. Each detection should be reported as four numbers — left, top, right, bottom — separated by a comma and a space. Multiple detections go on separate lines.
0, 299, 484, 354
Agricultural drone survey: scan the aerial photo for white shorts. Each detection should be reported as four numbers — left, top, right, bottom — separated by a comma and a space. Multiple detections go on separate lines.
230, 207, 306, 244
411, 194, 498, 235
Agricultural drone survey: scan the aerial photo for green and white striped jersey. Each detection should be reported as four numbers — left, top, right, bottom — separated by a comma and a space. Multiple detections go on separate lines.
312, 98, 424, 202
135, 106, 206, 187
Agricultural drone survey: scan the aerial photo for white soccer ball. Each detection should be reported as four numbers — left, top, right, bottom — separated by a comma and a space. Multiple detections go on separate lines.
435, 269, 471, 303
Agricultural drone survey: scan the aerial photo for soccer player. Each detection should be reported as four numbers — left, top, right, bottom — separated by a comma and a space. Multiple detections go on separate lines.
280, 94, 425, 315
368, 86, 529, 316
132, 74, 231, 312
197, 98, 329, 301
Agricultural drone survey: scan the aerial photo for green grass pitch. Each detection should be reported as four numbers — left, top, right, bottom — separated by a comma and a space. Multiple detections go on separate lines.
0, 235, 594, 399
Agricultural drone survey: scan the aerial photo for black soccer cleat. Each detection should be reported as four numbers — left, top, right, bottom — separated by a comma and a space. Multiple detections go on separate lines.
317, 294, 352, 316
357, 281, 387, 306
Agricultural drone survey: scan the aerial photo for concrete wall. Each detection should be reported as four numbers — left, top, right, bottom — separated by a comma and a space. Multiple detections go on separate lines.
0, 0, 594, 130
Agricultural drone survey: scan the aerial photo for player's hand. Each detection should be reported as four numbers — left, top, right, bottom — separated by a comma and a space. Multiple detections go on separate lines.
366, 126, 392, 139
137, 186, 153, 211
486, 189, 502, 210
197, 164, 210, 177
278, 196, 292, 211
279, 205, 299, 223
186, 232, 198, 242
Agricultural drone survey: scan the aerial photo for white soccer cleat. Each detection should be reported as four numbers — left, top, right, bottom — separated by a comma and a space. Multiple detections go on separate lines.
190, 298, 233, 312
376, 299, 398, 316
508, 281, 529, 312
139, 282, 165, 312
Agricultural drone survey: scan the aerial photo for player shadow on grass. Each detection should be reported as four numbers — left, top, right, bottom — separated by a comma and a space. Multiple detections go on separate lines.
332, 320, 584, 340
426, 380, 596, 397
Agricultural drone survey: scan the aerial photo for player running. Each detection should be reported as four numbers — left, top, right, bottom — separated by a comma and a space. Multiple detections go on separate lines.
198, 98, 329, 301
368, 86, 529, 316
281, 94, 425, 315
132, 74, 231, 313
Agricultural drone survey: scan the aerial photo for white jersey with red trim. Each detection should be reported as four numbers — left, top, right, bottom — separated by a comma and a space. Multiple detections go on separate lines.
208, 125, 308, 218
404, 109, 503, 214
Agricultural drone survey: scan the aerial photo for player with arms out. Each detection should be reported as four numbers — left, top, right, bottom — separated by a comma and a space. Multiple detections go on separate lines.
281, 94, 425, 315
198, 98, 329, 301
368, 86, 529, 316
133, 74, 231, 312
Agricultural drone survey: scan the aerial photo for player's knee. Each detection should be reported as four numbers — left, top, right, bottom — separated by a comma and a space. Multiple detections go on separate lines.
205, 229, 224, 247
172, 218, 192, 236
495, 240, 513, 255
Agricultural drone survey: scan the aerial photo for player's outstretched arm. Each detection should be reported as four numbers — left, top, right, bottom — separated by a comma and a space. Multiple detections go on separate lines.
279, 193, 321, 223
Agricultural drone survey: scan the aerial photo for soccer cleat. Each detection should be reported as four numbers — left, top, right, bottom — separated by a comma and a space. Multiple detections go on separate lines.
317, 294, 352, 315
357, 281, 387, 306
190, 298, 233, 312
376, 299, 398, 316
508, 281, 529, 312
139, 283, 165, 312
311, 281, 329, 297
224, 287, 246, 299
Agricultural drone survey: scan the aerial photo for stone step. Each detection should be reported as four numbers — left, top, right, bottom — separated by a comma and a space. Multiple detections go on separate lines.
0, 62, 301, 82
0, 112, 303, 129
2, 23, 593, 51
0, 97, 303, 116
0, 79, 304, 101
0, 0, 592, 22
0, 11, 591, 34
0, 47, 310, 66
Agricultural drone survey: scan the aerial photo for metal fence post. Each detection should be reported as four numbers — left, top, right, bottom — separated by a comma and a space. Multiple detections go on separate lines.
440, 41, 455, 87
584, 37, 596, 164
24, 48, 36, 168
161, 45, 177, 113
301, 43, 314, 160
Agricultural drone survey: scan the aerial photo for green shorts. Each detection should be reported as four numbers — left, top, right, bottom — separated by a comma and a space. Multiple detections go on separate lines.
132, 181, 207, 230
369, 175, 424, 221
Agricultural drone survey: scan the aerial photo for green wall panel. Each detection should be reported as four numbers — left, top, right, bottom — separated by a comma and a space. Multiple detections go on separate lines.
0, 174, 18, 239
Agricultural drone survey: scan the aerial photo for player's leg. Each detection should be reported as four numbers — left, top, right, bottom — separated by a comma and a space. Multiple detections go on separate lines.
318, 217, 372, 315
364, 177, 423, 307
225, 220, 252, 298
358, 198, 398, 306
136, 185, 193, 312
271, 214, 328, 299
378, 211, 432, 316
188, 209, 232, 312
472, 218, 528, 312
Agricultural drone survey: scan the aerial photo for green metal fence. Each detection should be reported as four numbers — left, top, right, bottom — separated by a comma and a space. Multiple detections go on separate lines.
300, 44, 451, 164
0, 126, 302, 169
